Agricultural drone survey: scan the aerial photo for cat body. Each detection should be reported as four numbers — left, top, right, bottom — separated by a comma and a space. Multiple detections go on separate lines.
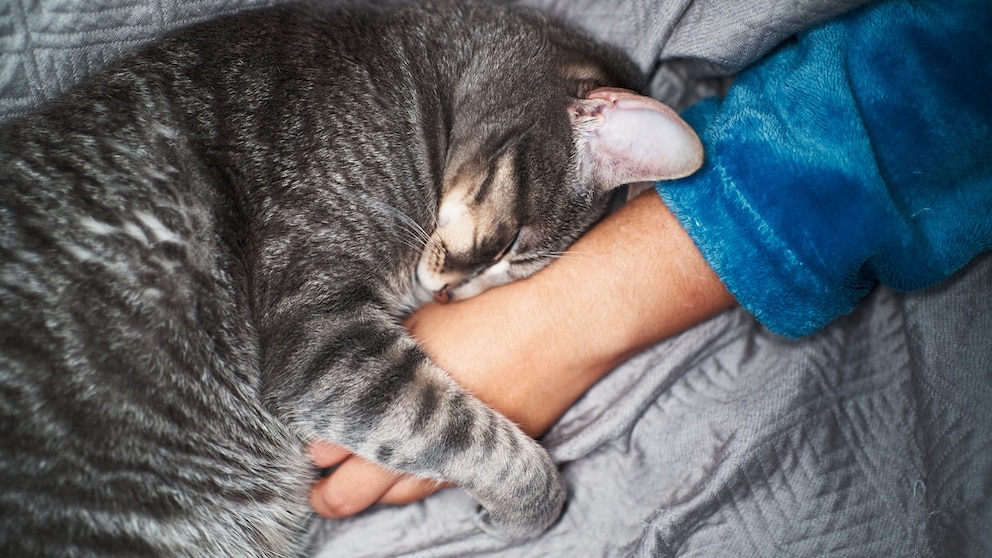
0, 2, 701, 556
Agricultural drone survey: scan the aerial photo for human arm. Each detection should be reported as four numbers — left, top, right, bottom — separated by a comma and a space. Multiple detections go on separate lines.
309, 189, 736, 517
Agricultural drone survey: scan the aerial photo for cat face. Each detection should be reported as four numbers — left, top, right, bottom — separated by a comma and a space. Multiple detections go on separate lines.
415, 138, 575, 303
415, 87, 704, 303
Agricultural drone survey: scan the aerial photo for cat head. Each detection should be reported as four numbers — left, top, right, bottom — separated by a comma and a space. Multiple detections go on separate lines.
415, 14, 703, 304
414, 85, 702, 304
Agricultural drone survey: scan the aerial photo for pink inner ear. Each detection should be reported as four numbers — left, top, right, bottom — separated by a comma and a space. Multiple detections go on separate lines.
570, 87, 703, 190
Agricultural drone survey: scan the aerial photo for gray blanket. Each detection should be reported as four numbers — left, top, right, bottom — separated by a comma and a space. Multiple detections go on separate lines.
3, 1, 989, 556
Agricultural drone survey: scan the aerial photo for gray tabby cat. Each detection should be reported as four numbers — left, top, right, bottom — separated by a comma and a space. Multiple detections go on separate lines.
0, 1, 701, 556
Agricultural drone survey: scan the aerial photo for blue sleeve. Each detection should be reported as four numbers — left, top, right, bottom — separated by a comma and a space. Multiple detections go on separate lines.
656, 0, 992, 337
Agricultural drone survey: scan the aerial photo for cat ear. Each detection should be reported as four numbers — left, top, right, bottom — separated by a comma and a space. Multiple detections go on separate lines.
569, 87, 703, 190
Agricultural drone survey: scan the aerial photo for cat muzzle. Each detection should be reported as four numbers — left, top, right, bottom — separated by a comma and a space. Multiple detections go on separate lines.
433, 285, 451, 304
433, 284, 452, 304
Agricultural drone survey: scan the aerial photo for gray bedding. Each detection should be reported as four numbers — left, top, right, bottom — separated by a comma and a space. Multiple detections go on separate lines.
3, 1, 989, 556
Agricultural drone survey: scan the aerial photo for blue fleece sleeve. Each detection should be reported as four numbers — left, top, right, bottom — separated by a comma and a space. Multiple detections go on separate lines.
656, 0, 992, 337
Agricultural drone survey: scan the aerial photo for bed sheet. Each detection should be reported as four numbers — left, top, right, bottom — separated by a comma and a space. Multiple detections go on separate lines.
2, 1, 988, 556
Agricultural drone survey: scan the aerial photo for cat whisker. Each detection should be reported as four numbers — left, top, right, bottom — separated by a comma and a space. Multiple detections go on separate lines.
403, 223, 433, 246
511, 251, 587, 266
394, 239, 425, 254
391, 222, 426, 246
394, 215, 432, 244
537, 250, 587, 261
368, 199, 433, 250
390, 232, 430, 255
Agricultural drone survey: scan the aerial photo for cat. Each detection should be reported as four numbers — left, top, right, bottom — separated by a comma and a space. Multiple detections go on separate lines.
0, 1, 702, 556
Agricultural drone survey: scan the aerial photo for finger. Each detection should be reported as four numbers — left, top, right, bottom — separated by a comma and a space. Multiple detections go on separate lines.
307, 440, 352, 468
309, 454, 400, 519
378, 475, 453, 505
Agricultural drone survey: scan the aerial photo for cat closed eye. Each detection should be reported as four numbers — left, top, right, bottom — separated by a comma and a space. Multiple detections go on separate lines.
494, 229, 521, 262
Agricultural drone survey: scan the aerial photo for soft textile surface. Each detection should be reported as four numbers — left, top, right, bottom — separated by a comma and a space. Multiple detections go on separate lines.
2, 1, 989, 557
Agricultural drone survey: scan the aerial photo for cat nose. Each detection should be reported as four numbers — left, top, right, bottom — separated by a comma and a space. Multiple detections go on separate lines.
433, 285, 451, 303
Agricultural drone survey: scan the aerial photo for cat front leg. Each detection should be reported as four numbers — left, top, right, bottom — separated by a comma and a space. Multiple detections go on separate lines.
351, 343, 568, 540
261, 319, 566, 540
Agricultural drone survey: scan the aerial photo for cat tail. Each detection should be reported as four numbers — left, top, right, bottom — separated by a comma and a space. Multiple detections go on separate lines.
269, 328, 566, 540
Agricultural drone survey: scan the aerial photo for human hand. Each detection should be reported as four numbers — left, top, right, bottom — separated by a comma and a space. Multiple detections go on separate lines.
308, 191, 735, 519
307, 438, 451, 518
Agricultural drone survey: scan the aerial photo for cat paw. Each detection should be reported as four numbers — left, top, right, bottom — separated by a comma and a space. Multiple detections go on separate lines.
472, 474, 567, 540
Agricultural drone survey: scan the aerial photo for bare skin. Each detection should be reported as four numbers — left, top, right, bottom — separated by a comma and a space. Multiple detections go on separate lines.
309, 190, 736, 518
